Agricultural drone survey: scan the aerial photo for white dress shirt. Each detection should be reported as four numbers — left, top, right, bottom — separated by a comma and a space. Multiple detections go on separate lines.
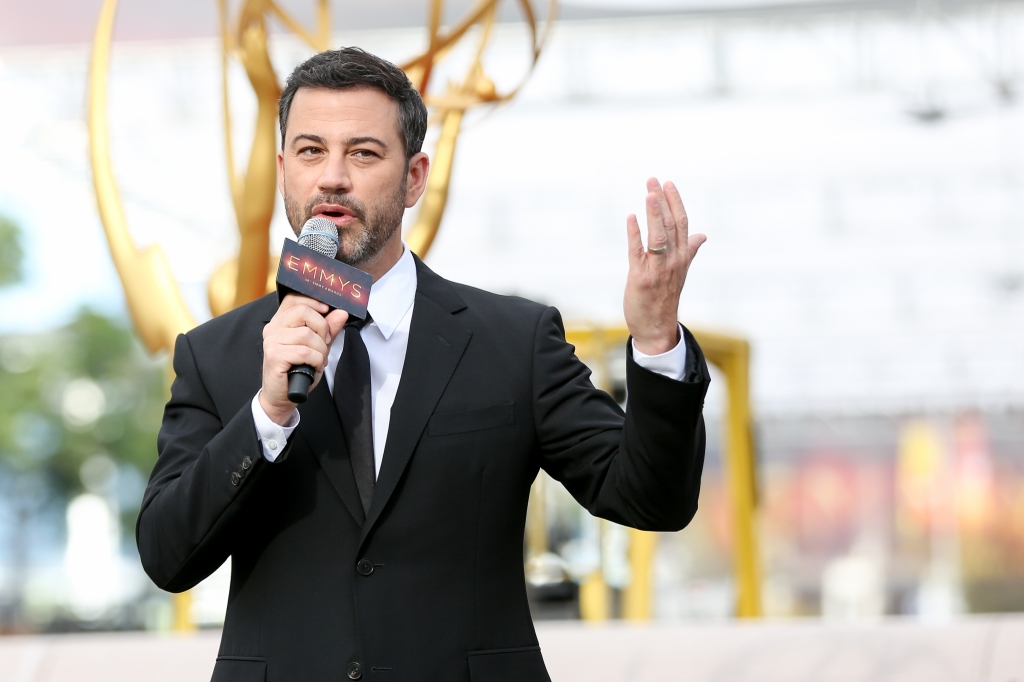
251, 245, 688, 475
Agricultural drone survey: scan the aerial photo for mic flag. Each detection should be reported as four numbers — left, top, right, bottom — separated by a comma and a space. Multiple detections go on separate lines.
275, 239, 373, 320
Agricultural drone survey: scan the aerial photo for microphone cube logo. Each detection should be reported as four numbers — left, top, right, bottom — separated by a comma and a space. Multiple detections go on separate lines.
276, 240, 372, 319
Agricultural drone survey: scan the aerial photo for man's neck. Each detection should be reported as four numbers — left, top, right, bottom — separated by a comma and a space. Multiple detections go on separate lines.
358, 234, 405, 283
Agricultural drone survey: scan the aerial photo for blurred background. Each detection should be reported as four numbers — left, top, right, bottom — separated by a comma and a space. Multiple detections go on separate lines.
1, 0, 1024, 636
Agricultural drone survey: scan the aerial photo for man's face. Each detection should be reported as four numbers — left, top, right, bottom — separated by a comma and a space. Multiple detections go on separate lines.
278, 87, 418, 267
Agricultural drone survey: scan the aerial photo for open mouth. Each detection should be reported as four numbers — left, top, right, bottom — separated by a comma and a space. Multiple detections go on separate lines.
313, 204, 359, 227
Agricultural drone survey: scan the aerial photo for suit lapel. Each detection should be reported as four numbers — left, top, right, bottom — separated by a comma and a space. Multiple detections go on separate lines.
359, 260, 471, 544
297, 378, 366, 526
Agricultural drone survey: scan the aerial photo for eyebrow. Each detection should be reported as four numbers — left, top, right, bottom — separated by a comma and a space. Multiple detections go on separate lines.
289, 134, 389, 149
346, 136, 388, 149
290, 133, 327, 148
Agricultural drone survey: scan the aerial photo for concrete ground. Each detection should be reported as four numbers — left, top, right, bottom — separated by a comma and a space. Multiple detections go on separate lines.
1, 616, 1022, 682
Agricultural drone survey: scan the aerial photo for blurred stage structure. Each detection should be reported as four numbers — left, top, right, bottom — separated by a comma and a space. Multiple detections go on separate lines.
3, 616, 1024, 681
558, 327, 759, 620
86, 0, 763, 627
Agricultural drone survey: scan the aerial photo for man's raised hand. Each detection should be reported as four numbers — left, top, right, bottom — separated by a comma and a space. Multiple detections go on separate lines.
623, 178, 706, 356
260, 294, 348, 425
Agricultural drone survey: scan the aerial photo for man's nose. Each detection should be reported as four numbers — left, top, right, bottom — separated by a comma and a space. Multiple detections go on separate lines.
317, 154, 352, 194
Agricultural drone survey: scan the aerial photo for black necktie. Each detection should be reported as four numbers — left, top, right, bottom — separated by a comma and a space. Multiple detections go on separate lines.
334, 315, 374, 516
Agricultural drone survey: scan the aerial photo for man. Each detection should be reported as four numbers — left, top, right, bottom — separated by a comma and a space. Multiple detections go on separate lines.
138, 48, 709, 682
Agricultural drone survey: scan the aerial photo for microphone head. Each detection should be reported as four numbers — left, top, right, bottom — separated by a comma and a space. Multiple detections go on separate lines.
297, 217, 340, 258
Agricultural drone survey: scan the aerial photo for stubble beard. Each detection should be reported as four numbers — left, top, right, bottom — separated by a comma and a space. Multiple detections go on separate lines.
285, 179, 407, 268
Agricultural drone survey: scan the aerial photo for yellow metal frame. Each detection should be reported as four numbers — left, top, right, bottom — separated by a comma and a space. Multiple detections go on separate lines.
537, 325, 762, 619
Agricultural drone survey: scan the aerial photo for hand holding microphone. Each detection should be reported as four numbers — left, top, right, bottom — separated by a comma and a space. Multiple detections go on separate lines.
260, 294, 346, 425
259, 217, 372, 424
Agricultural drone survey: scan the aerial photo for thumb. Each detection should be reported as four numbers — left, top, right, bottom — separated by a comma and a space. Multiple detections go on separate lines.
687, 234, 707, 262
325, 309, 349, 344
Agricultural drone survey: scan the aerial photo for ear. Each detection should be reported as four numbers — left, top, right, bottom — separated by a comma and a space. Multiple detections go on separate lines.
277, 150, 285, 198
404, 152, 430, 208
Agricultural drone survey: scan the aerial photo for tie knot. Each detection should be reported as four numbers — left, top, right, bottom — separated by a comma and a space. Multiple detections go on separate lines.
346, 313, 372, 331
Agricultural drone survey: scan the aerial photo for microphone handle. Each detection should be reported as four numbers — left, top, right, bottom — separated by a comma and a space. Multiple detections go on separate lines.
287, 364, 316, 404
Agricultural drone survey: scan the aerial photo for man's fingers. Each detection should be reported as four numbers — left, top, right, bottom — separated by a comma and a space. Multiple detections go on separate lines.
299, 306, 330, 341
265, 328, 327, 371
653, 184, 677, 248
279, 293, 329, 316
646, 178, 677, 246
645, 192, 668, 253
664, 181, 688, 249
271, 300, 330, 342
268, 327, 329, 364
626, 213, 644, 267
270, 345, 326, 373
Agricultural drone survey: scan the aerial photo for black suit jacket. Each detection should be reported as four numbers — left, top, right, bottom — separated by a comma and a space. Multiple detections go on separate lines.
137, 257, 709, 682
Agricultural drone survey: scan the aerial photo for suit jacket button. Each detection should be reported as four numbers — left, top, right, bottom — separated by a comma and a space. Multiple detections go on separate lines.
347, 662, 362, 679
230, 471, 241, 486
356, 559, 374, 576
241, 456, 252, 470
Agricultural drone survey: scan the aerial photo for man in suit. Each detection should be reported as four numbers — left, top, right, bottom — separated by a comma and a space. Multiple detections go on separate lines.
137, 48, 709, 682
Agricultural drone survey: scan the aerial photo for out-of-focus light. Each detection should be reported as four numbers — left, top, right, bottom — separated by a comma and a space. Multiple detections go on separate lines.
64, 493, 120, 621
796, 456, 857, 550
915, 564, 966, 622
954, 415, 994, 533
80, 454, 118, 495
190, 559, 231, 627
560, 515, 602, 580
61, 378, 105, 429
526, 553, 571, 588
0, 338, 36, 373
11, 412, 60, 461
897, 420, 949, 529
602, 523, 632, 590
821, 555, 885, 620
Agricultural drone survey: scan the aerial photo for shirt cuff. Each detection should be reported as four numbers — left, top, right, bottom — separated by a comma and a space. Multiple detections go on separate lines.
250, 391, 299, 463
631, 323, 688, 382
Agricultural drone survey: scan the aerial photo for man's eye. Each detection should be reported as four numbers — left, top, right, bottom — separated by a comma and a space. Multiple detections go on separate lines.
353, 150, 377, 158
298, 147, 322, 156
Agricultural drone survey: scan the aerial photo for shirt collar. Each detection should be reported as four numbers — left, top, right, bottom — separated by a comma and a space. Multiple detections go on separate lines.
366, 244, 417, 340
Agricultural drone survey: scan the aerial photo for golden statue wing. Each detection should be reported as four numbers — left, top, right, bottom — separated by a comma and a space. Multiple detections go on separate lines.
88, 0, 195, 354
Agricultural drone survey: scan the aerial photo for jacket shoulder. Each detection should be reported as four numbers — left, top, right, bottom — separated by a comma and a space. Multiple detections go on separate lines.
447, 281, 550, 321
415, 254, 551, 326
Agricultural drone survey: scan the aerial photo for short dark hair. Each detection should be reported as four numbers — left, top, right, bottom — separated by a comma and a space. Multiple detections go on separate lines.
278, 47, 428, 160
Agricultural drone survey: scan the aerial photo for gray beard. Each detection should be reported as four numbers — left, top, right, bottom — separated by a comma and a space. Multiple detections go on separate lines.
285, 180, 407, 268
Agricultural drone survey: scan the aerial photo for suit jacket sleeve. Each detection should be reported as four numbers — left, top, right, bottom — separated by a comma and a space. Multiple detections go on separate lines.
533, 307, 709, 532
136, 333, 271, 592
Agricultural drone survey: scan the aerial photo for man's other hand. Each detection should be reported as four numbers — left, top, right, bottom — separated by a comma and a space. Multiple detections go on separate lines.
260, 294, 348, 425
624, 178, 706, 356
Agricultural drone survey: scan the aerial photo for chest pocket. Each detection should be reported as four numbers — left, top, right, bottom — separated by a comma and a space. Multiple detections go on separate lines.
428, 402, 515, 437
